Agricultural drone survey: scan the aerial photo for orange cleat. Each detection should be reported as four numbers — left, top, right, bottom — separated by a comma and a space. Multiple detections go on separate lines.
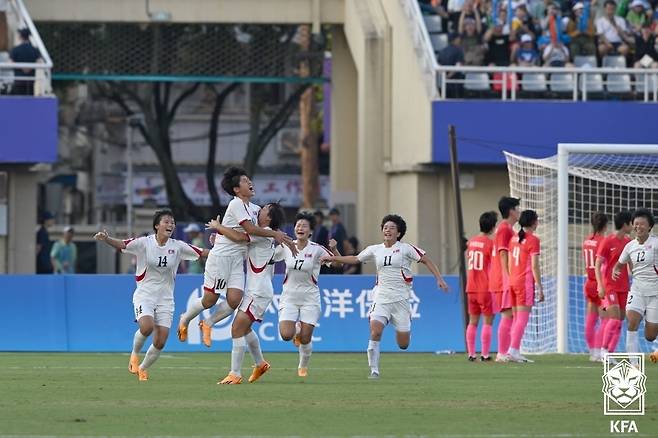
650, 351, 658, 363
129, 354, 140, 374
297, 367, 308, 377
218, 373, 243, 384
199, 320, 212, 348
248, 361, 271, 383
177, 318, 188, 342
137, 368, 149, 381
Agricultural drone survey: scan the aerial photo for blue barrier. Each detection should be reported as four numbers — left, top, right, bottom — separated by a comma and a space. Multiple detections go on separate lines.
0, 97, 58, 163
0, 274, 467, 353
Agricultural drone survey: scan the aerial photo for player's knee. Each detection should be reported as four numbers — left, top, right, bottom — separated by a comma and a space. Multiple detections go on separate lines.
645, 334, 657, 342
398, 343, 409, 350
153, 339, 166, 350
201, 293, 218, 308
227, 295, 241, 309
370, 329, 382, 341
280, 330, 294, 341
300, 334, 312, 345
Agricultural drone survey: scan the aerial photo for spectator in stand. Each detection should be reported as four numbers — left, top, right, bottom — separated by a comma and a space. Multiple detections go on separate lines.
634, 22, 658, 67
183, 223, 205, 274
328, 208, 348, 258
512, 33, 541, 65
626, 0, 649, 32
485, 23, 511, 65
438, 33, 465, 96
596, 0, 632, 57
342, 237, 362, 275
9, 28, 40, 95
529, 0, 554, 26
542, 39, 574, 66
36, 211, 54, 274
538, 2, 570, 52
567, 2, 598, 57
511, 1, 538, 45
448, 0, 467, 33
312, 210, 330, 248
460, 14, 487, 65
51, 226, 77, 274
0, 0, 8, 51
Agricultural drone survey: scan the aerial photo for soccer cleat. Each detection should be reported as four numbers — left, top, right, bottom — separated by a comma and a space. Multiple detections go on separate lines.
177, 318, 188, 342
199, 320, 212, 348
368, 370, 380, 379
248, 361, 271, 383
468, 356, 477, 362
137, 368, 148, 381
480, 355, 492, 362
650, 351, 658, 364
495, 353, 510, 363
129, 354, 140, 374
297, 367, 308, 377
218, 373, 243, 384
589, 353, 601, 362
508, 352, 534, 363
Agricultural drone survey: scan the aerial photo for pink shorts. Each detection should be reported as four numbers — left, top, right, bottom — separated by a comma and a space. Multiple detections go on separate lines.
510, 284, 534, 308
492, 289, 512, 313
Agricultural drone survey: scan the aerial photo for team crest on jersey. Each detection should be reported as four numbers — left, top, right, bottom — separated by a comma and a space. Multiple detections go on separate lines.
305, 253, 313, 258
393, 249, 400, 254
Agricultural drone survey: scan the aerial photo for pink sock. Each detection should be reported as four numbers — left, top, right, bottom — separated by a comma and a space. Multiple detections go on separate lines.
510, 310, 530, 350
466, 324, 477, 357
594, 318, 608, 349
481, 324, 492, 358
606, 319, 622, 352
497, 316, 513, 355
585, 312, 598, 349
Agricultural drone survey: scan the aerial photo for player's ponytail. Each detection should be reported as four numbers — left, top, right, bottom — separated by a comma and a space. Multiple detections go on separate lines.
518, 209, 538, 243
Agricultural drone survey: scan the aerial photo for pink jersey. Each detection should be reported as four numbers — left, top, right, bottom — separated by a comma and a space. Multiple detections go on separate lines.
466, 235, 493, 293
582, 233, 604, 282
489, 221, 514, 292
509, 231, 540, 290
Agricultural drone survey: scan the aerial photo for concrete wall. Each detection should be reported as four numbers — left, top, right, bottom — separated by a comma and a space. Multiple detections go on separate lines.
4, 169, 39, 273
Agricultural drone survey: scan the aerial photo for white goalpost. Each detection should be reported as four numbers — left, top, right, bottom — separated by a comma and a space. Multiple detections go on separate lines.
505, 144, 658, 354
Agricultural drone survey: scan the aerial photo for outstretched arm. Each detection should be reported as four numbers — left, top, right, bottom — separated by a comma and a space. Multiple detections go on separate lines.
419, 254, 449, 291
93, 229, 126, 251
241, 221, 298, 256
320, 254, 360, 265
206, 216, 249, 243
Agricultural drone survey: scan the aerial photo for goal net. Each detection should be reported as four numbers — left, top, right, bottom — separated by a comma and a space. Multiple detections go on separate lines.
505, 145, 658, 353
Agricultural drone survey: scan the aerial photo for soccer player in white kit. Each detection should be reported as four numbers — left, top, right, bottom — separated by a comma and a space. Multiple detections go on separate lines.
177, 167, 294, 345
321, 214, 449, 378
208, 202, 287, 384
278, 212, 339, 377
93, 209, 209, 381
611, 208, 658, 359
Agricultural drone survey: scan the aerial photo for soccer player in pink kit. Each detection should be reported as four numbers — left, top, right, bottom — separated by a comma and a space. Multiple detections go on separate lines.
322, 214, 449, 378
177, 167, 294, 345
94, 209, 209, 381
491, 196, 521, 362
277, 212, 340, 377
507, 209, 544, 363
582, 212, 609, 362
465, 211, 497, 361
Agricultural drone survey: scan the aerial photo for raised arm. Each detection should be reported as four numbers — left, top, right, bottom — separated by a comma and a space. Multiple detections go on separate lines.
93, 229, 127, 251
419, 254, 449, 291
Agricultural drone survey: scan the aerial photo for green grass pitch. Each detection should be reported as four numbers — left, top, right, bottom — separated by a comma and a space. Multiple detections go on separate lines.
0, 352, 656, 437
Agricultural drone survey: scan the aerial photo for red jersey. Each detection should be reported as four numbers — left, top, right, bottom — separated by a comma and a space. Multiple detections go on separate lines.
466, 234, 493, 293
509, 230, 541, 289
596, 234, 631, 292
489, 221, 515, 291
582, 234, 605, 282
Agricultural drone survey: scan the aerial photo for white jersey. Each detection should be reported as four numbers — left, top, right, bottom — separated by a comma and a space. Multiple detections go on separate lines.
122, 235, 202, 301
280, 240, 332, 305
619, 235, 658, 297
210, 196, 260, 258
245, 230, 281, 298
357, 241, 425, 304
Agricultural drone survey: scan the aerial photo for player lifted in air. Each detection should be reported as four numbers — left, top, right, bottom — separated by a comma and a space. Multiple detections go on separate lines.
94, 209, 209, 381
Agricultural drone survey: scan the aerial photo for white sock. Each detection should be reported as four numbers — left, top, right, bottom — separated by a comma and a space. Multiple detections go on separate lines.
206, 301, 233, 325
180, 297, 206, 325
626, 330, 639, 354
132, 330, 147, 355
508, 347, 519, 356
139, 344, 162, 370
299, 342, 313, 369
231, 337, 246, 376
245, 330, 264, 365
367, 340, 380, 372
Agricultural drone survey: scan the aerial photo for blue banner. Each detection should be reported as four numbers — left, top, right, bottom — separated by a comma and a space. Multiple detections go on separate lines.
0, 274, 465, 353
0, 97, 58, 163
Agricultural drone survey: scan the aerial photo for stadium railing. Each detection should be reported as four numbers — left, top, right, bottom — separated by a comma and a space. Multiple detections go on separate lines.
400, 0, 440, 99
435, 65, 658, 102
0, 0, 52, 96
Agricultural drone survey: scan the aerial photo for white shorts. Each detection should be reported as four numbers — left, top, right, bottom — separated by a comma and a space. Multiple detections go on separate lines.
278, 301, 321, 326
626, 293, 658, 324
133, 297, 174, 328
239, 293, 272, 322
369, 299, 412, 332
203, 255, 245, 295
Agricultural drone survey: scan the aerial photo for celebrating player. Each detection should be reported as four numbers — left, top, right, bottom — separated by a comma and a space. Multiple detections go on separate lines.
211, 203, 287, 384
595, 211, 632, 356
612, 209, 658, 356
465, 211, 497, 361
94, 209, 209, 381
507, 209, 544, 363
275, 212, 340, 378
322, 214, 449, 378
177, 167, 294, 345
582, 212, 609, 362
491, 196, 521, 362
